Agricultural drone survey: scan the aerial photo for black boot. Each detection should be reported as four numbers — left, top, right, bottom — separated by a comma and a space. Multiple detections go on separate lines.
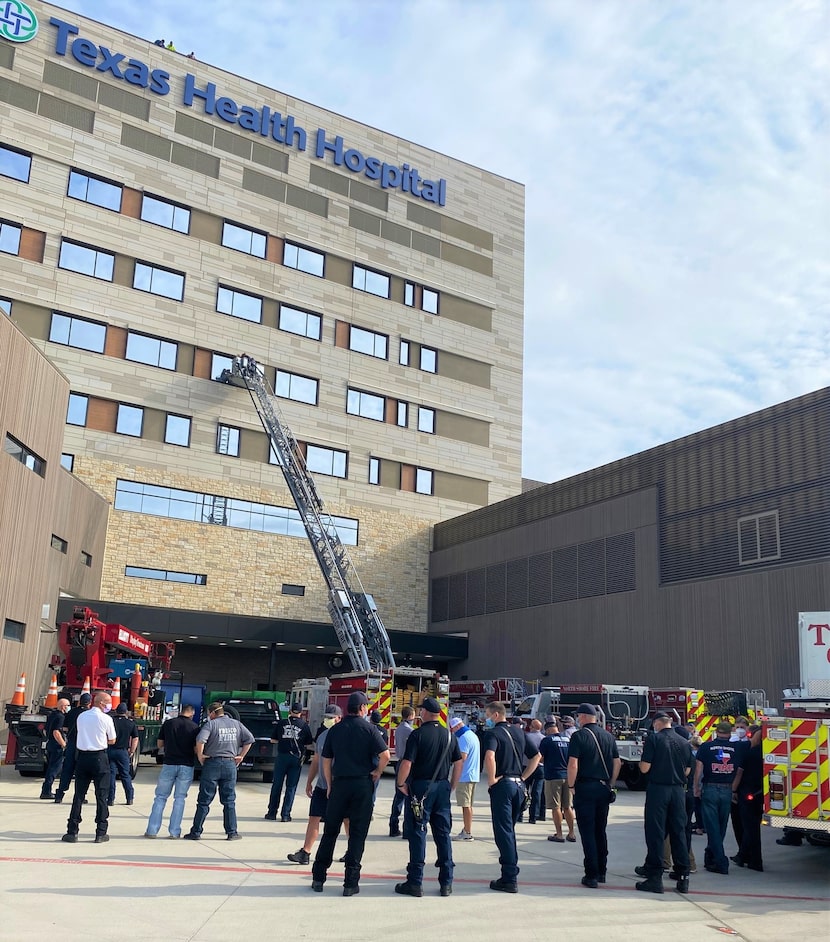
675, 876, 689, 894
635, 877, 664, 894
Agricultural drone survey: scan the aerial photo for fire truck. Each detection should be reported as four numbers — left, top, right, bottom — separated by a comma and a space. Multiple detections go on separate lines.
449, 677, 532, 721
649, 687, 769, 738
4, 606, 174, 777
292, 668, 450, 762
763, 612, 830, 846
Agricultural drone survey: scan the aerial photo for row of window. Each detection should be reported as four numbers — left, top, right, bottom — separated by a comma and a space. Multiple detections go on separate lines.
113, 479, 360, 545
66, 393, 192, 446
49, 533, 93, 566
2, 145, 444, 316
345, 388, 436, 433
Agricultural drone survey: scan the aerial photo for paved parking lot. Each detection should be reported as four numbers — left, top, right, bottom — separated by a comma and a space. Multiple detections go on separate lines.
0, 760, 827, 941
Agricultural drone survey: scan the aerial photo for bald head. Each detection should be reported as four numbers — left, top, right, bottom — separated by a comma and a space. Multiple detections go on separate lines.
93, 692, 112, 710
57, 698, 70, 713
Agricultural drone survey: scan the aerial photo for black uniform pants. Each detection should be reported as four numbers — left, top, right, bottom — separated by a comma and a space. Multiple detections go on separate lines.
573, 779, 613, 880
737, 792, 763, 869
643, 783, 689, 878
312, 776, 374, 888
67, 750, 110, 836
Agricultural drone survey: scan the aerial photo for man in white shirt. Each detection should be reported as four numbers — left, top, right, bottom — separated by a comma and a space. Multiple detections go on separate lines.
62, 691, 116, 844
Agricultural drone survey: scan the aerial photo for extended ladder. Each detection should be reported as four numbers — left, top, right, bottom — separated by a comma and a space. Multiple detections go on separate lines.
223, 355, 396, 673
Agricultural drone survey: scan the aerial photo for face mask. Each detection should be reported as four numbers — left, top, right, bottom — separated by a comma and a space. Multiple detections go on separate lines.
322, 717, 336, 728
735, 728, 747, 739
102, 705, 112, 713
485, 717, 496, 729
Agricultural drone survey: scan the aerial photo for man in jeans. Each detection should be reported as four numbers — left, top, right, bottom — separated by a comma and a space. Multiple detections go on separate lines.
694, 721, 738, 874
184, 702, 254, 841
144, 704, 198, 839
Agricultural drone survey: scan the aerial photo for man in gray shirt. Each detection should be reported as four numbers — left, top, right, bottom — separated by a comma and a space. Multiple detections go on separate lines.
184, 702, 254, 841
389, 706, 415, 837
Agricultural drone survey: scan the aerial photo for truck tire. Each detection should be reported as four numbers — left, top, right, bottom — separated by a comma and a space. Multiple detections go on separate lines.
806, 832, 830, 847
130, 748, 140, 779
622, 764, 647, 791
224, 705, 240, 720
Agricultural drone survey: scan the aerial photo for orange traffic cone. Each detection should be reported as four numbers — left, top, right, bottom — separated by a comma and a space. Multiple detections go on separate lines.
10, 673, 26, 707
81, 677, 91, 698
44, 674, 59, 709
110, 677, 121, 710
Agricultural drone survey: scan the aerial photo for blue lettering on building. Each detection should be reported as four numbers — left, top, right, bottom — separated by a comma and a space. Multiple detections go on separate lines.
47, 18, 446, 206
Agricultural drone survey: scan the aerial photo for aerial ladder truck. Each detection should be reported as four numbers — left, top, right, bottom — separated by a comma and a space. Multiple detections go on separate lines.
222, 355, 396, 674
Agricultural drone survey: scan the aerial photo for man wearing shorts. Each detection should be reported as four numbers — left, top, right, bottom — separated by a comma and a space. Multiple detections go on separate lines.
450, 716, 480, 840
539, 719, 575, 843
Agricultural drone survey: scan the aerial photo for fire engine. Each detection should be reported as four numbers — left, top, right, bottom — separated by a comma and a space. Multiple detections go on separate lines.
763, 612, 830, 846
649, 687, 769, 738
449, 677, 532, 721
292, 668, 450, 761
4, 606, 174, 777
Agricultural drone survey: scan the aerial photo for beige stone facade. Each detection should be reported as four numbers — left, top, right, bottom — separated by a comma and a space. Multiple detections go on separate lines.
1, 3, 524, 653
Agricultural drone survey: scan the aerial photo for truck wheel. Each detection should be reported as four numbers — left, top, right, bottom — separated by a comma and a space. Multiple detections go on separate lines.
806, 832, 830, 847
262, 771, 273, 784
130, 749, 140, 779
18, 770, 41, 778
623, 765, 647, 791
224, 705, 240, 720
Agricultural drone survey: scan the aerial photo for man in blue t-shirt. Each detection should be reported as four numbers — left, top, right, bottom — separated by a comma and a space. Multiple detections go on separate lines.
693, 721, 738, 874
539, 719, 575, 842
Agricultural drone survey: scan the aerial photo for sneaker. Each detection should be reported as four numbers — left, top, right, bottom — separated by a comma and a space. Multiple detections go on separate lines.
39, 792, 55, 800
168, 835, 181, 839
226, 832, 241, 841
126, 799, 134, 806
389, 827, 402, 837
453, 830, 474, 841
94, 834, 110, 844
490, 878, 518, 894
280, 815, 292, 822
581, 876, 598, 889
338, 854, 347, 863
143, 833, 157, 839
288, 848, 311, 865
311, 881, 324, 892
440, 885, 452, 897
264, 813, 277, 821
675, 877, 690, 894
183, 833, 200, 841
61, 833, 77, 843
343, 885, 360, 897
54, 792, 64, 804
395, 881, 423, 897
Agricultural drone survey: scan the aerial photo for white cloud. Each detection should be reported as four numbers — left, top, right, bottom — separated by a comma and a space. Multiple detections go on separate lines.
63, 0, 830, 482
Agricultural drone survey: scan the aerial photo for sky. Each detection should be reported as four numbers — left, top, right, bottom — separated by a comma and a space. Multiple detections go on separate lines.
58, 0, 830, 483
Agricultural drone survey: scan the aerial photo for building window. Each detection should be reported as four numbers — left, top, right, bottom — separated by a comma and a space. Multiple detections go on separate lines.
368, 457, 380, 485
67, 169, 122, 212
222, 221, 267, 258
404, 282, 415, 307
399, 340, 410, 366
211, 352, 233, 381
58, 239, 115, 281
283, 241, 324, 277
114, 479, 359, 545
352, 264, 390, 298
0, 220, 22, 256
133, 261, 185, 301
140, 193, 190, 233
3, 619, 25, 643
278, 304, 321, 340
125, 566, 207, 585
116, 404, 144, 437
281, 584, 305, 596
66, 393, 89, 426
51, 534, 68, 553
417, 406, 436, 433
347, 388, 385, 422
216, 424, 241, 457
165, 414, 191, 447
0, 144, 31, 183
60, 453, 74, 471
276, 370, 319, 405
306, 444, 347, 479
415, 467, 434, 495
126, 331, 177, 370
49, 311, 106, 353
419, 346, 437, 373
738, 510, 781, 565
349, 325, 388, 359
81, 551, 92, 567
397, 401, 408, 427
422, 288, 439, 315
217, 285, 263, 323
0, 298, 11, 316
4, 434, 45, 476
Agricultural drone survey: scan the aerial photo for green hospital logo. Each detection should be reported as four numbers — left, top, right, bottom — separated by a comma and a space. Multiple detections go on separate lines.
0, 1, 38, 43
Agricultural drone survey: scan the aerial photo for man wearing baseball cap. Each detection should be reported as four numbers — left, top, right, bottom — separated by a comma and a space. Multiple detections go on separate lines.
265, 701, 313, 822
311, 691, 389, 896
394, 697, 463, 897
566, 703, 621, 888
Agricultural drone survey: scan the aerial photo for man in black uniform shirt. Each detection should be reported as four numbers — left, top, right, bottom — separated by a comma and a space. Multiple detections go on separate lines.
567, 703, 621, 888
482, 701, 541, 893
54, 692, 91, 803
311, 691, 390, 896
266, 702, 313, 822
635, 712, 693, 894
394, 697, 463, 897
40, 698, 70, 799
107, 703, 139, 805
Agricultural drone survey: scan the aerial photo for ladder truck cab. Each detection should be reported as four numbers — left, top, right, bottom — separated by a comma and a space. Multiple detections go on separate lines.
649, 687, 770, 739
763, 612, 830, 847
4, 606, 174, 777
558, 684, 650, 790
292, 668, 450, 763
223, 355, 396, 675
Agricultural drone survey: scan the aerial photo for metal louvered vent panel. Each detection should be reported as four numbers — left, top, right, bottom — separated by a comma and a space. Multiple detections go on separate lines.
506, 557, 529, 610
486, 563, 506, 613
448, 572, 467, 620
578, 539, 606, 598
553, 546, 578, 602
528, 552, 552, 606
466, 568, 486, 617
606, 532, 636, 593
431, 576, 449, 623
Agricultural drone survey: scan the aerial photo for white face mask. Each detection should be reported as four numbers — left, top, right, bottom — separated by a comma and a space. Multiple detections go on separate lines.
735, 727, 747, 739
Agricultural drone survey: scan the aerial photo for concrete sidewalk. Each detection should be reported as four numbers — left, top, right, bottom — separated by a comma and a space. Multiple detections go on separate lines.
0, 761, 827, 942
